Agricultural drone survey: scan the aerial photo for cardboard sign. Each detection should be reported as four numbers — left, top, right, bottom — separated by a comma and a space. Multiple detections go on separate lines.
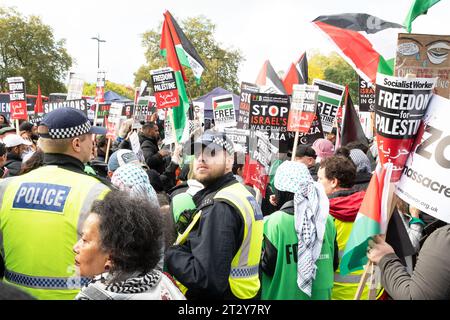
7, 77, 27, 120
359, 77, 376, 112
312, 79, 345, 133
212, 94, 236, 130
374, 74, 436, 181
395, 95, 450, 223
151, 68, 179, 109
249, 92, 293, 153
395, 33, 450, 99
287, 84, 319, 133
237, 82, 260, 130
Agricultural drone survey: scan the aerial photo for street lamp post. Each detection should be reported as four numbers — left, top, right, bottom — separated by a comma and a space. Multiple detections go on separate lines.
91, 35, 106, 69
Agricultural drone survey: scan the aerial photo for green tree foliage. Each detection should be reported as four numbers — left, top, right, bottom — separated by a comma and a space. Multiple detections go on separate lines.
0, 7, 72, 95
308, 50, 359, 102
83, 81, 134, 100
135, 15, 243, 99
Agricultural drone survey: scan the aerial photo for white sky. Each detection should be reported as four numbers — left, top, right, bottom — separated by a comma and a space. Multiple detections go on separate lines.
2, 0, 449, 88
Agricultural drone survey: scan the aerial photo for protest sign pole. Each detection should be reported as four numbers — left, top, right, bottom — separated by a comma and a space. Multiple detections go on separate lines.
15, 119, 20, 135
291, 132, 300, 161
168, 108, 179, 149
105, 138, 112, 164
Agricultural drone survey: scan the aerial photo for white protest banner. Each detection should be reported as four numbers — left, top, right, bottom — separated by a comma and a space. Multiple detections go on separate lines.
129, 131, 145, 163
212, 94, 236, 130
312, 79, 345, 134
108, 102, 124, 124
67, 72, 84, 100
164, 114, 175, 145
395, 95, 450, 223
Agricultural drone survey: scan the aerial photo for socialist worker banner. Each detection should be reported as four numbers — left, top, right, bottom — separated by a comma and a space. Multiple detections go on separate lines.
375, 74, 436, 181
395, 95, 450, 223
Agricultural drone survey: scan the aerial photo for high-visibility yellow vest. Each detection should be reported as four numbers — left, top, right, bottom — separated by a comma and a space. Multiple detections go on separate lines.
171, 182, 264, 299
214, 183, 264, 300
0, 165, 110, 300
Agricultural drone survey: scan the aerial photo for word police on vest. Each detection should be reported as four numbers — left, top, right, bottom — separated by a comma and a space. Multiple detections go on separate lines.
13, 183, 71, 213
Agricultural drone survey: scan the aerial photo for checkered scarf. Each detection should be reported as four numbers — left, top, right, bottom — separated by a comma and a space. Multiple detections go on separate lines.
111, 163, 158, 204
349, 149, 371, 173
274, 161, 329, 297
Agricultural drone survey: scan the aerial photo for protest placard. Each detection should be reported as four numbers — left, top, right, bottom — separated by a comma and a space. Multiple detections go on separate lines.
237, 82, 259, 130
287, 84, 319, 133
395, 95, 450, 223
312, 79, 345, 133
67, 72, 84, 101
249, 92, 293, 153
374, 74, 436, 181
212, 94, 236, 130
108, 102, 124, 124
359, 77, 376, 112
129, 131, 145, 163
7, 77, 27, 121
296, 106, 325, 146
150, 68, 179, 109
44, 99, 88, 115
395, 33, 450, 99
224, 128, 249, 154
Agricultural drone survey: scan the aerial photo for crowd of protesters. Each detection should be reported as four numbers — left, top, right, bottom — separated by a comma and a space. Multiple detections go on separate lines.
0, 107, 448, 301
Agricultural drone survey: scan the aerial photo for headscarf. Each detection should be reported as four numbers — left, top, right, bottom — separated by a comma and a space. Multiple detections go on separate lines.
111, 163, 158, 204
274, 161, 329, 297
349, 149, 371, 173
312, 138, 335, 160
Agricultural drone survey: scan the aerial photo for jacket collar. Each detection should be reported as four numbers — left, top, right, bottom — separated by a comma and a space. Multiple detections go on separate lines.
193, 172, 236, 206
43, 153, 86, 174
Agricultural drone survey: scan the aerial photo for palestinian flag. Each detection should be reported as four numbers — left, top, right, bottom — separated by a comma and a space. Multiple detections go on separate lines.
312, 13, 404, 85
34, 84, 43, 114
255, 60, 287, 95
283, 53, 308, 95
339, 86, 367, 147
404, 0, 441, 33
160, 11, 191, 142
339, 163, 393, 275
160, 11, 206, 83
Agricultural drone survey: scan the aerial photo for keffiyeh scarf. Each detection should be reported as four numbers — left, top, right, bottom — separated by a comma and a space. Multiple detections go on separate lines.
274, 161, 329, 297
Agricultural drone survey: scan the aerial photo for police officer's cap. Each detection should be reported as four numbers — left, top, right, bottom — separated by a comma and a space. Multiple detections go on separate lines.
39, 107, 106, 139
192, 130, 235, 156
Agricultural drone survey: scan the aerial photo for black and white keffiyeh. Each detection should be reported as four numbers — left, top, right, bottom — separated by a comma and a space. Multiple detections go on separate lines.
274, 161, 329, 297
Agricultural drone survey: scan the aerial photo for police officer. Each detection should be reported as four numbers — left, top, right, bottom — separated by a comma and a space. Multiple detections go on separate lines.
0, 108, 111, 300
165, 130, 264, 300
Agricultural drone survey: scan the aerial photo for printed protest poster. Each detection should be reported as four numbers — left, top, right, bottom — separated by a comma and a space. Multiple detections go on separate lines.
244, 131, 278, 198
130, 131, 145, 163
122, 104, 134, 118
212, 94, 236, 130
249, 92, 293, 153
164, 113, 175, 145
192, 101, 205, 127
150, 68, 179, 109
237, 82, 260, 130
359, 111, 374, 140
44, 99, 88, 115
395, 95, 450, 223
67, 72, 84, 100
374, 74, 436, 181
312, 79, 345, 133
287, 84, 319, 133
297, 107, 325, 146
7, 77, 27, 120
108, 102, 123, 124
133, 96, 156, 126
106, 121, 117, 140
395, 33, 450, 99
224, 128, 249, 154
359, 77, 376, 112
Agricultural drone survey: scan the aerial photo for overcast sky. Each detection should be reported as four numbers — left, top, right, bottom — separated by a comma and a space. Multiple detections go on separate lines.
2, 0, 449, 87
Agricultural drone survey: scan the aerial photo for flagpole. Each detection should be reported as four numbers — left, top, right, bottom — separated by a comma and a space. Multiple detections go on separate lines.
291, 132, 299, 161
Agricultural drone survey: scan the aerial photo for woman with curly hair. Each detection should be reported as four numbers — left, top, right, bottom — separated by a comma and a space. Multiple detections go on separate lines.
73, 190, 185, 300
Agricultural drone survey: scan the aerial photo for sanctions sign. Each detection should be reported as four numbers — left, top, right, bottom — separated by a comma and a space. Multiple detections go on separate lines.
395, 95, 450, 223
151, 68, 179, 109
375, 74, 436, 181
7, 77, 27, 120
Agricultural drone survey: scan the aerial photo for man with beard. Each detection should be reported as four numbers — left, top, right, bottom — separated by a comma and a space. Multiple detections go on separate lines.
139, 122, 170, 173
165, 130, 263, 300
